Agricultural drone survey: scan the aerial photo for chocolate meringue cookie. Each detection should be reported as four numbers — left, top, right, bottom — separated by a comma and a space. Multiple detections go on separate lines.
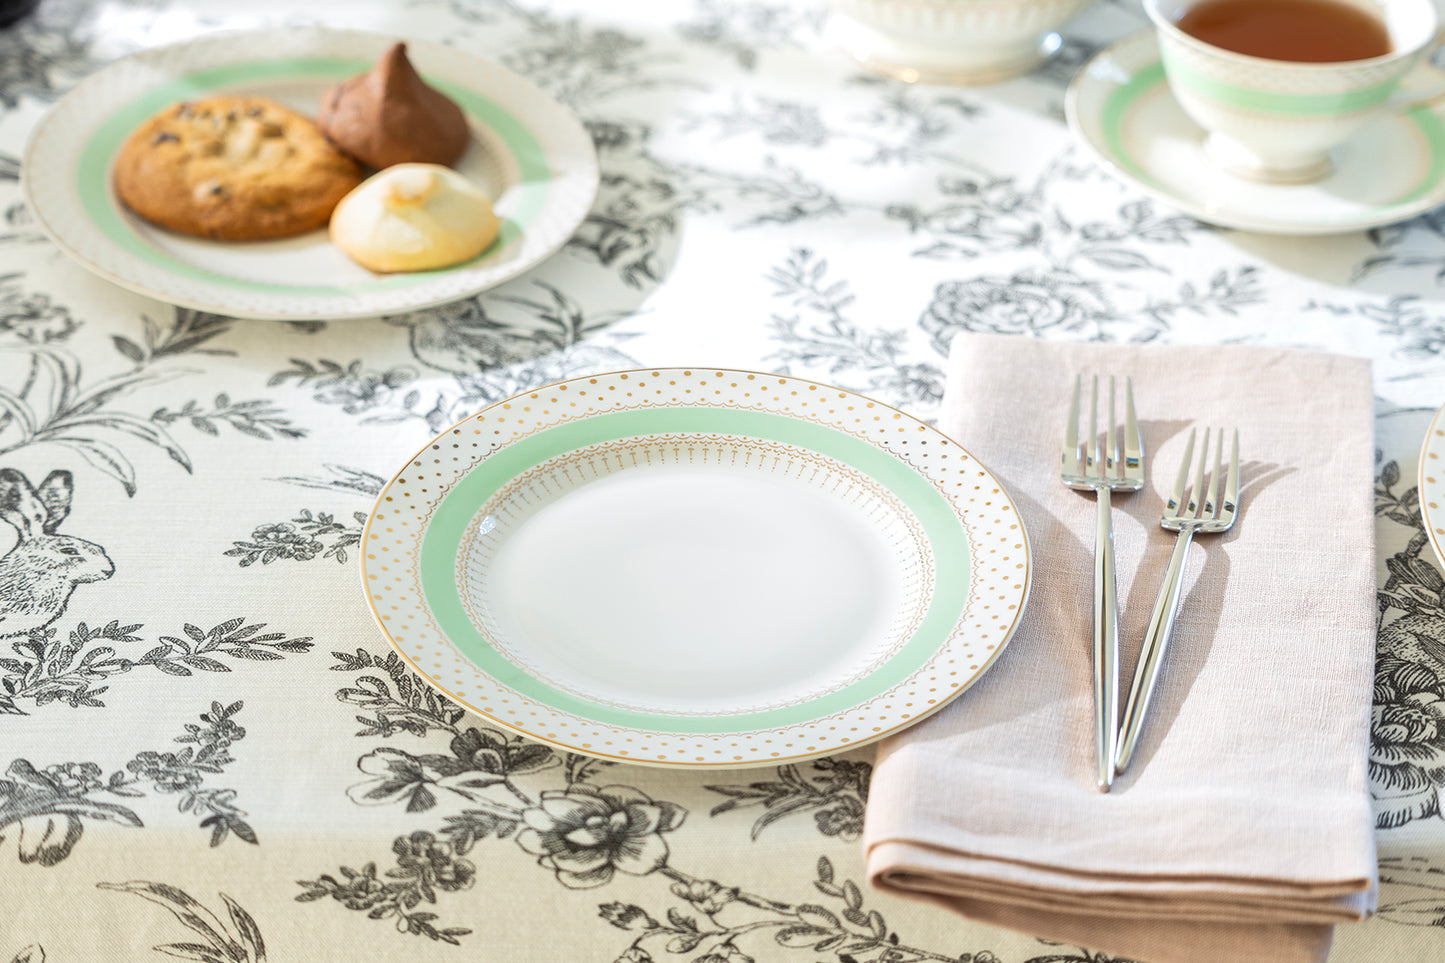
330, 163, 500, 273
317, 42, 469, 170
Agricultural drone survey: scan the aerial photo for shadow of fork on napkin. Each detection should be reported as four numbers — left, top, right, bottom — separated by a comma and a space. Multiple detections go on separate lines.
896, 477, 1126, 749
1113, 456, 1297, 785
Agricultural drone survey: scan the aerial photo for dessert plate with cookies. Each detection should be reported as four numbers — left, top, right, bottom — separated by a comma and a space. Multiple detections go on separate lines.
22, 27, 598, 320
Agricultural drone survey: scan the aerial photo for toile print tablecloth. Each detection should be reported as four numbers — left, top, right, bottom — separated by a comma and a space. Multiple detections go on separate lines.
3, 1, 1445, 962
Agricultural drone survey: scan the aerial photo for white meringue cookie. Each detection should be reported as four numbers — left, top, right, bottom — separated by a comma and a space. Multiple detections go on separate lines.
329, 163, 499, 273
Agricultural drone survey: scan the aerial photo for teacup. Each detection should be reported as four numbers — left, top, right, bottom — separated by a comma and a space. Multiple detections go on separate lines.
826, 0, 1095, 84
1145, 0, 1445, 183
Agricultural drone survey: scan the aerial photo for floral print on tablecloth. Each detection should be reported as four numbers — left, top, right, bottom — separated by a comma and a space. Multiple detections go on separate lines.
4, 1, 1445, 962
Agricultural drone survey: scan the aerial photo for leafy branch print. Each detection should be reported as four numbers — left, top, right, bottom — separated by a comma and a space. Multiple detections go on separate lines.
131, 700, 258, 847
299, 715, 996, 962
267, 358, 418, 416
494, 5, 693, 108
580, 113, 843, 270
563, 751, 617, 788
877, 161, 1270, 347
151, 394, 306, 441
0, 617, 314, 713
663, 155, 846, 229
296, 832, 477, 944
273, 463, 386, 498
299, 726, 564, 941
572, 166, 692, 286
1304, 294, 1445, 361
97, 880, 266, 963
387, 281, 628, 374
765, 248, 945, 410
111, 308, 237, 364
135, 618, 316, 676
600, 857, 980, 963
683, 93, 830, 148
1355, 209, 1445, 284
1142, 267, 1264, 330
891, 173, 1205, 270
0, 340, 191, 495
0, 701, 255, 866
676, 81, 984, 175
1, 274, 77, 343
226, 510, 367, 566
271, 282, 639, 433
0, 201, 44, 248
676, 0, 823, 72
330, 647, 468, 739
1, 619, 139, 711
0, 0, 127, 108
0, 295, 293, 493
706, 759, 870, 841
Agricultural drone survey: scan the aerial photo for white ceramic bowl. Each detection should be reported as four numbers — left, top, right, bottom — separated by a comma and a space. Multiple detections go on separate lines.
827, 0, 1095, 83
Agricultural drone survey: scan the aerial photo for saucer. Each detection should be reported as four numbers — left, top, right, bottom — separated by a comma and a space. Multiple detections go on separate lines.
1066, 32, 1445, 235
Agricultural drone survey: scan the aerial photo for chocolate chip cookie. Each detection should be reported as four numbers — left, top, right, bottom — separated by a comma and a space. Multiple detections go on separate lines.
113, 96, 364, 241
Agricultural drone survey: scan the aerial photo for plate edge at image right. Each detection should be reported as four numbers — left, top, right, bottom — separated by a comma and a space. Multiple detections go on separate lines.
1420, 401, 1445, 569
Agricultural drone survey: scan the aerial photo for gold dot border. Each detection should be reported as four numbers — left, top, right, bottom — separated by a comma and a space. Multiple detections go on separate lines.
361, 367, 1031, 768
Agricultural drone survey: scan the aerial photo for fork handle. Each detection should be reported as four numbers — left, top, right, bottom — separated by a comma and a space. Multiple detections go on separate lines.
1093, 488, 1120, 793
1115, 527, 1196, 775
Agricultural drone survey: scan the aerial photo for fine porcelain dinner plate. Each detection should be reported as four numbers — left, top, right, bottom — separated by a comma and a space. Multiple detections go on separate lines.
362, 368, 1031, 767
22, 27, 598, 321
1420, 402, 1445, 569
1066, 32, 1445, 236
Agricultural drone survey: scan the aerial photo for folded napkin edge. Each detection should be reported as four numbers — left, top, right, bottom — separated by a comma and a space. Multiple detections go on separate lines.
866, 869, 1339, 963
864, 837, 1375, 901
871, 869, 1367, 926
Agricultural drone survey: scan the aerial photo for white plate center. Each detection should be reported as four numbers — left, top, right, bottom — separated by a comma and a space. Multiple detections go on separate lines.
467, 457, 924, 716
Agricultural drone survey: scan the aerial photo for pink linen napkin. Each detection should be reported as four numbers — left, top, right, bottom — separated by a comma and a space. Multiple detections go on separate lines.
864, 333, 1378, 963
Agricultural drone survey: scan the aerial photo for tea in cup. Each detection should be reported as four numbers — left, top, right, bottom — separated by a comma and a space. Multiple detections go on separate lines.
826, 0, 1095, 84
1145, 0, 1445, 183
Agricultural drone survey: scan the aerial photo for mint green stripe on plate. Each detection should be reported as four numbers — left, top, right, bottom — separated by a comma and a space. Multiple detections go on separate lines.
77, 58, 548, 294
1102, 61, 1166, 185
1160, 50, 1398, 116
419, 408, 973, 733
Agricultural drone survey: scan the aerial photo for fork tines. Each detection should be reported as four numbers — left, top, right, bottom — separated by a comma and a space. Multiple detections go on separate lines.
1165, 427, 1240, 530
1062, 374, 1144, 491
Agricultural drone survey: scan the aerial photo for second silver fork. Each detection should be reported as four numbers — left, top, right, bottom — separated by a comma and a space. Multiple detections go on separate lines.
1061, 375, 1144, 793
1115, 427, 1240, 776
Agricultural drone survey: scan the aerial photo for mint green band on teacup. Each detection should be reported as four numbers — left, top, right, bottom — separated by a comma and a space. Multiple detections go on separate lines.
1103, 63, 1166, 184
1396, 105, 1445, 205
1160, 49, 1400, 116
419, 407, 972, 733
1101, 58, 1445, 219
77, 58, 550, 295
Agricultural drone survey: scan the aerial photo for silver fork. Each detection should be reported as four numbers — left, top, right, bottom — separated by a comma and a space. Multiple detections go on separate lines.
1061, 375, 1144, 793
1115, 427, 1240, 776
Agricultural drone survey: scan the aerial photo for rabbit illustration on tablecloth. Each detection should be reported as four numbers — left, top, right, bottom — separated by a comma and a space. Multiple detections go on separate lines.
0, 469, 113, 639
